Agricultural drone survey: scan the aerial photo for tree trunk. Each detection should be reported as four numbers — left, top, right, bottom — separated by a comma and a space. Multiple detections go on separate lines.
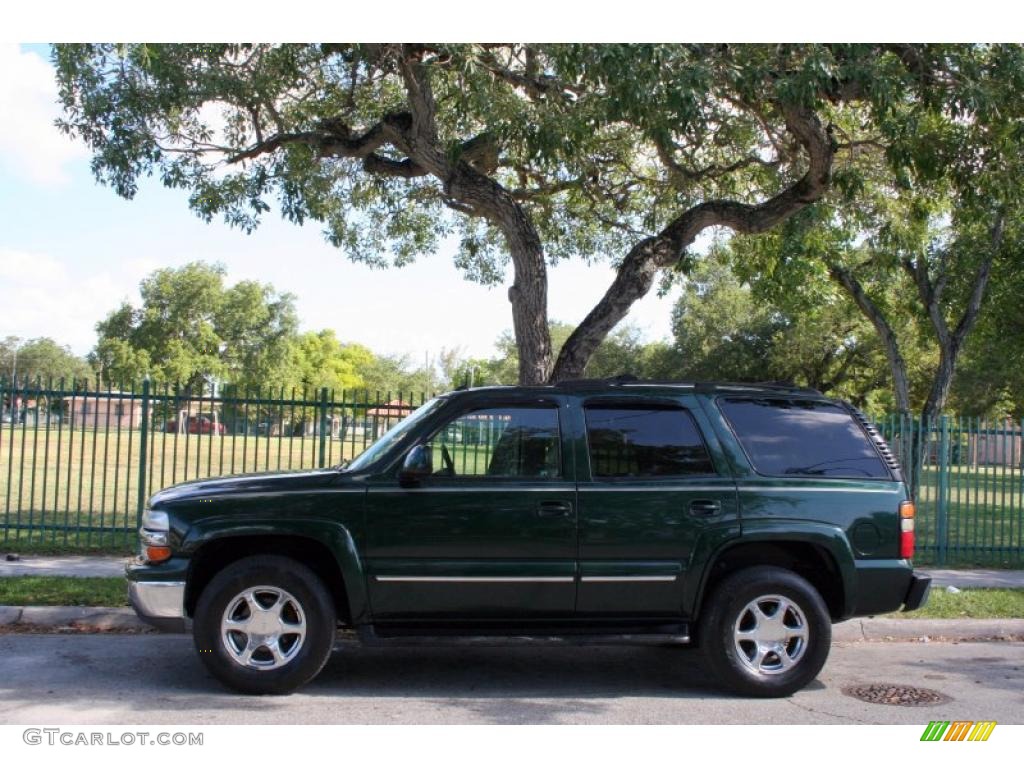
829, 264, 912, 415
550, 237, 668, 381
444, 169, 553, 384
392, 52, 554, 385
506, 222, 553, 385
921, 345, 958, 426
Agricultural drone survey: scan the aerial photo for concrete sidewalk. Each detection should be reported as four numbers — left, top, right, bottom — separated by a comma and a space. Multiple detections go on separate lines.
3, 554, 1024, 589
1, 555, 128, 578
921, 568, 1024, 588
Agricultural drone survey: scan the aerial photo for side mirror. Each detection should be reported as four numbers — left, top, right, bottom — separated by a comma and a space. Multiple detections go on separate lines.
398, 444, 433, 487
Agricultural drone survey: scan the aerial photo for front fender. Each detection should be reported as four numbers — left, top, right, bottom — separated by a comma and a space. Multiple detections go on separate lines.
181, 517, 370, 625
689, 520, 858, 620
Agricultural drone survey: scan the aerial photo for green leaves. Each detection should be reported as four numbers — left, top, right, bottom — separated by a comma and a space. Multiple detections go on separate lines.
93, 262, 297, 389
52, 44, 1024, 388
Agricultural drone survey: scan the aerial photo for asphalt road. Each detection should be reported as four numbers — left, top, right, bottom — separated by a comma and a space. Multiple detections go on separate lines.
0, 634, 1020, 725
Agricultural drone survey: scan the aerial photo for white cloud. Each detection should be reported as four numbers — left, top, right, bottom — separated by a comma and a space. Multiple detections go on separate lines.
0, 44, 87, 187
0, 248, 149, 354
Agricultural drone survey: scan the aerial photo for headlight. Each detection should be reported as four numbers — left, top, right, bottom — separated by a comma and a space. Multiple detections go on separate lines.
141, 508, 169, 531
140, 508, 171, 563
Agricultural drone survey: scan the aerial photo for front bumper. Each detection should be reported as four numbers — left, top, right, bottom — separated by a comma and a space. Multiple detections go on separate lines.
126, 558, 189, 632
128, 580, 187, 632
902, 573, 932, 612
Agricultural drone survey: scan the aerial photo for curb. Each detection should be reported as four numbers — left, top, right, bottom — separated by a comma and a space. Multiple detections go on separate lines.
832, 617, 1024, 643
1, 606, 1022, 640
0, 605, 150, 631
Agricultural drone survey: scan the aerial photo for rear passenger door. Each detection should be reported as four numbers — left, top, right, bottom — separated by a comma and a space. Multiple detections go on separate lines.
575, 395, 739, 617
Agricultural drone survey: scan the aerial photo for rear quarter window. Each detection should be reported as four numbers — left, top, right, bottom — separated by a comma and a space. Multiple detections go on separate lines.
719, 398, 890, 479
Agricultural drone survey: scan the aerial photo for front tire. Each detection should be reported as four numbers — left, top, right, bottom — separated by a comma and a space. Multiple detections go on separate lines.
193, 555, 336, 695
701, 566, 831, 697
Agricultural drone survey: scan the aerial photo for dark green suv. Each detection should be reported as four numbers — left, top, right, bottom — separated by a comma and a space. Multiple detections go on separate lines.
127, 379, 931, 697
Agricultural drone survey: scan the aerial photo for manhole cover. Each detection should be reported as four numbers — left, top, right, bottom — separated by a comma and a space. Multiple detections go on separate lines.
842, 684, 951, 707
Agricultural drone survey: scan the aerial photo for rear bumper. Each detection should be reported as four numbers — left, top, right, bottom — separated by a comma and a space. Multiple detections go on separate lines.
902, 573, 932, 612
849, 559, 932, 617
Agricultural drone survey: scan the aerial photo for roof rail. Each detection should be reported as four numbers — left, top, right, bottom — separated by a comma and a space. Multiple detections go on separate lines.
550, 375, 821, 396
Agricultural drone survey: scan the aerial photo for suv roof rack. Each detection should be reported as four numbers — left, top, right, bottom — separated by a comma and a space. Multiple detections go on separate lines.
548, 375, 821, 396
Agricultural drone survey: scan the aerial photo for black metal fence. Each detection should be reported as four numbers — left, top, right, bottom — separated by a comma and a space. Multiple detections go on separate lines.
1, 378, 432, 551
1, 378, 1022, 565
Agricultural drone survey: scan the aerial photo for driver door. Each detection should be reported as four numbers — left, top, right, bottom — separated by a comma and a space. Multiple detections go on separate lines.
364, 399, 577, 621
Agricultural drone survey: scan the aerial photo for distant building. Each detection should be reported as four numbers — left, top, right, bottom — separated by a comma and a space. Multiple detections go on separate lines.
365, 400, 415, 439
62, 393, 143, 430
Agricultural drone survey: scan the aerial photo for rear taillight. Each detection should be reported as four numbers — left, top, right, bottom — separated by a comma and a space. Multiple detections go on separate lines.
899, 500, 915, 559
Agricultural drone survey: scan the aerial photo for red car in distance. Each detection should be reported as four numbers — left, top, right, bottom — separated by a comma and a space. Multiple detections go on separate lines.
164, 414, 225, 435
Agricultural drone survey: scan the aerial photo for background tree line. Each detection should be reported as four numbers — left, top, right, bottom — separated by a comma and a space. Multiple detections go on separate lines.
4, 251, 1022, 418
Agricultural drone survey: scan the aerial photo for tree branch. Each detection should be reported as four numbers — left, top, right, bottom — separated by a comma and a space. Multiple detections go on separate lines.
476, 47, 581, 102
654, 134, 781, 190
226, 120, 392, 165
551, 104, 836, 381
952, 209, 1003, 345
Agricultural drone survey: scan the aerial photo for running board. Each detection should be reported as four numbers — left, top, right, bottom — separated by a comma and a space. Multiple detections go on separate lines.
354, 624, 691, 647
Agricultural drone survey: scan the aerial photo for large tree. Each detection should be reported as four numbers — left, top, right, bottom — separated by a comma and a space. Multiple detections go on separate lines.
55, 43, 1001, 384
93, 262, 298, 388
1, 336, 93, 384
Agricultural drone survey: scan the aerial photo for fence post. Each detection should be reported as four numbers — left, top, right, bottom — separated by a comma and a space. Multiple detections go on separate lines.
936, 414, 950, 566
136, 378, 150, 527
317, 386, 329, 468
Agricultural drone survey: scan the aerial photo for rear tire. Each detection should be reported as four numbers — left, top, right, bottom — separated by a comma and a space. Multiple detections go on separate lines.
701, 565, 831, 697
193, 555, 336, 695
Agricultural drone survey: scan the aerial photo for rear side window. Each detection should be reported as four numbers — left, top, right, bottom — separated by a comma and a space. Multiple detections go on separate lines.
584, 406, 715, 478
720, 398, 890, 479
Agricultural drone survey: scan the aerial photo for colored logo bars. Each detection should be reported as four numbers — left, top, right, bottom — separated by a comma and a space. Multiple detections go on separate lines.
921, 721, 997, 741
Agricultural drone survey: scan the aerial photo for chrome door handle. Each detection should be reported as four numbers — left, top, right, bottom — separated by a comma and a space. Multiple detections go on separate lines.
689, 499, 721, 517
537, 500, 573, 518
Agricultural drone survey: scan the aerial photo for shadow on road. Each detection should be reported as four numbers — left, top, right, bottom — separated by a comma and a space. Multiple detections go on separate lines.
0, 634, 729, 723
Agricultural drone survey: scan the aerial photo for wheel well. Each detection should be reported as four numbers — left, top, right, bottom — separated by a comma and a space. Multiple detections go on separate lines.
185, 535, 351, 624
698, 541, 845, 622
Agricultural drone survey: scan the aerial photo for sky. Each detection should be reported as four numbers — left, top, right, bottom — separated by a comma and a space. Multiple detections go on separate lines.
0, 43, 681, 365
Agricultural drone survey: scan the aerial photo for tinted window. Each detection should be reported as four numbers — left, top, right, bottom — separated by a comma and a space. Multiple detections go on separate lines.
720, 398, 889, 478
585, 406, 714, 478
428, 406, 561, 479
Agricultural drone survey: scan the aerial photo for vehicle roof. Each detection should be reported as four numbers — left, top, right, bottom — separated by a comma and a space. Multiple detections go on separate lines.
452, 376, 826, 398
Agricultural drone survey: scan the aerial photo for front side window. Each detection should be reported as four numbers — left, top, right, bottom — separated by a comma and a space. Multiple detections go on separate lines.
720, 398, 890, 479
584, 405, 715, 478
345, 397, 446, 472
427, 406, 561, 479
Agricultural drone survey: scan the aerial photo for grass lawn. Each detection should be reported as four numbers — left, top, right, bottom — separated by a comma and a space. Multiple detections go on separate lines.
0, 576, 128, 607
889, 588, 1024, 619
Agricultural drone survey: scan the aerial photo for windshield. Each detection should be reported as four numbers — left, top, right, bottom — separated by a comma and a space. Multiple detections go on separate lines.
343, 397, 446, 472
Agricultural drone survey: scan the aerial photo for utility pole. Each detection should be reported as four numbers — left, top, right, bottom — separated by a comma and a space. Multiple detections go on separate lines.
8, 337, 21, 383
8, 337, 22, 422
